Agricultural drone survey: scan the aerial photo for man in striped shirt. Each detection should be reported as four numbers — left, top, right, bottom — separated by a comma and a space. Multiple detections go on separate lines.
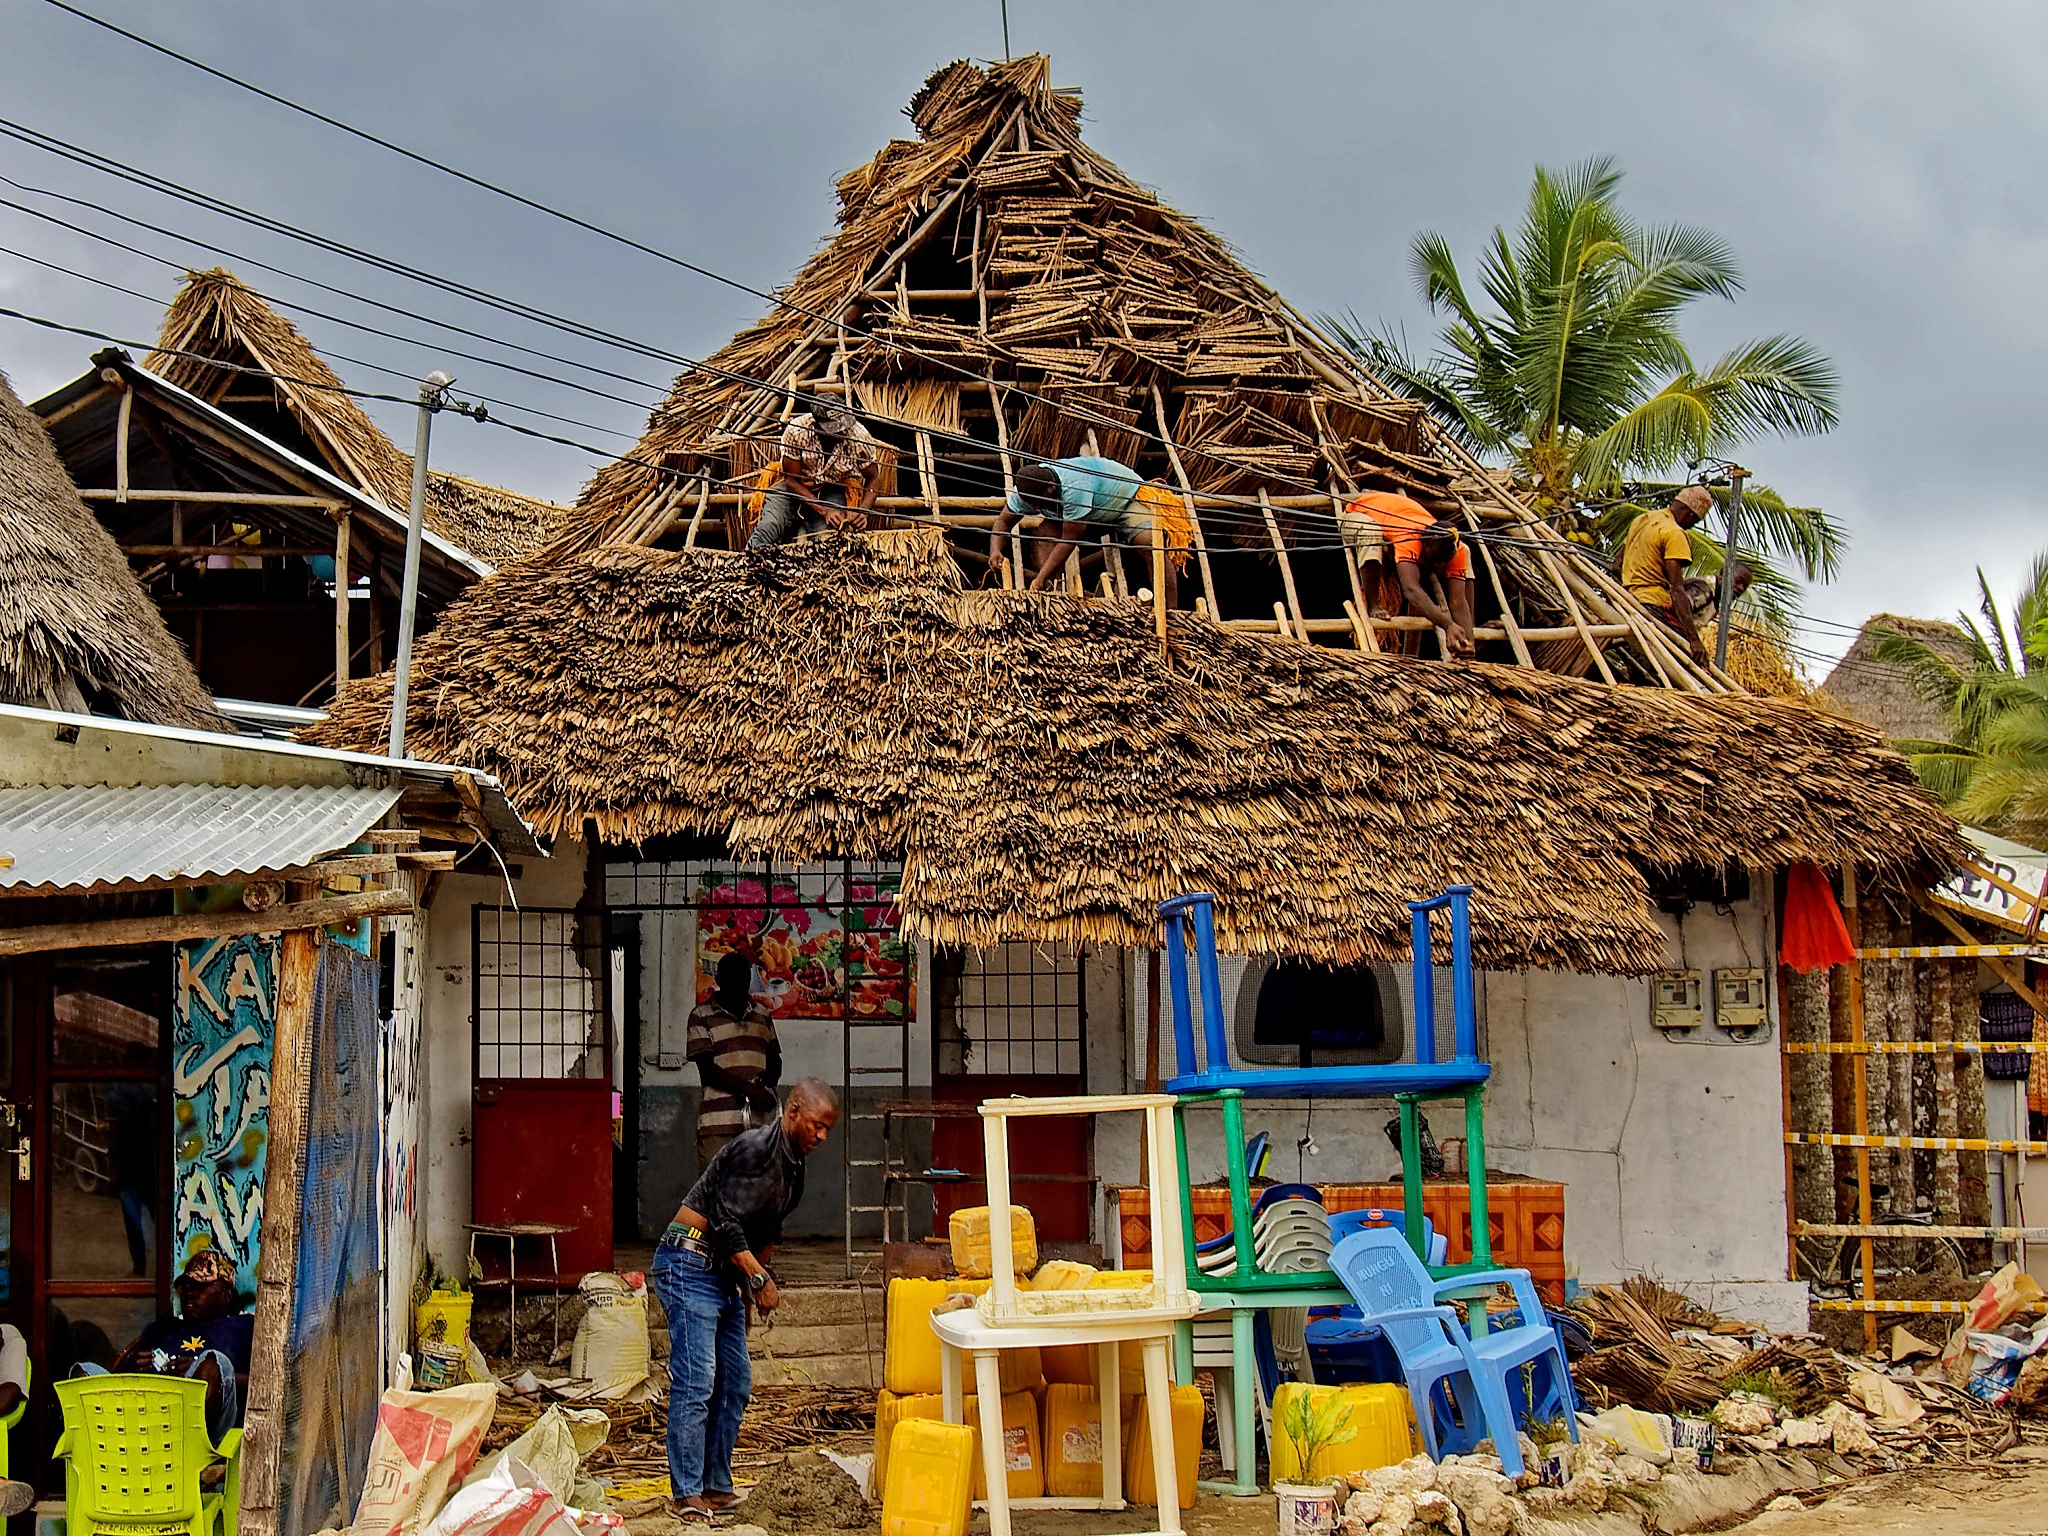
688, 951, 782, 1169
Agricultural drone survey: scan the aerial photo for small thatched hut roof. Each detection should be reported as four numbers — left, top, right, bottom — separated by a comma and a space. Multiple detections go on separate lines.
1821, 614, 1974, 743
148, 269, 566, 566
308, 531, 1961, 971
0, 368, 226, 729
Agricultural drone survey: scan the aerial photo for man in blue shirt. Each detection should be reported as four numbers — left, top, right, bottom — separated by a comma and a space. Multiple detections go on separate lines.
985, 456, 1176, 600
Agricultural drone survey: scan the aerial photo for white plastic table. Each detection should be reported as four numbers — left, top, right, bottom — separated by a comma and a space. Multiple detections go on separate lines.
934, 1306, 1193, 1536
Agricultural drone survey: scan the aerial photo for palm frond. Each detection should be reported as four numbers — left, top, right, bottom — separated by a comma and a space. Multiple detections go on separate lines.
1978, 569, 2015, 673
1693, 336, 1841, 441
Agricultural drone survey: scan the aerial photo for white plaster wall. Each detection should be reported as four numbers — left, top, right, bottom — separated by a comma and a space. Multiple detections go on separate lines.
419, 839, 592, 1278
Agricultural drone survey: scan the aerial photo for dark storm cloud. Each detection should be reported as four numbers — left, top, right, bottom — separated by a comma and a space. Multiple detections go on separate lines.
3, 1, 2038, 664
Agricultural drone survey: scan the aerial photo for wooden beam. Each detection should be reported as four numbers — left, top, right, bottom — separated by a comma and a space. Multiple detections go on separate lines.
1917, 897, 2048, 1018
333, 510, 352, 700
0, 852, 408, 900
79, 488, 347, 509
114, 383, 132, 503
0, 888, 411, 957
239, 923, 320, 1536
119, 545, 337, 559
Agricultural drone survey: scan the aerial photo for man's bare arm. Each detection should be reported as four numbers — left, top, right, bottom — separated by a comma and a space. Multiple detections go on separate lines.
1396, 560, 1456, 630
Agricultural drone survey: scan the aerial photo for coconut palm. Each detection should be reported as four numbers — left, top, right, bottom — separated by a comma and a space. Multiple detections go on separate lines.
1876, 550, 2048, 845
1327, 157, 1844, 624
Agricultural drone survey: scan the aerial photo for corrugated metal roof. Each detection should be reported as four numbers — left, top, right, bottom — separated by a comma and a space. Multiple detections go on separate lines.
0, 783, 403, 893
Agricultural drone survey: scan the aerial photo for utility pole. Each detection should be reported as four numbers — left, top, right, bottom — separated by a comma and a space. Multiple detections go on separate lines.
1714, 464, 1748, 672
1001, 0, 1011, 58
388, 371, 454, 759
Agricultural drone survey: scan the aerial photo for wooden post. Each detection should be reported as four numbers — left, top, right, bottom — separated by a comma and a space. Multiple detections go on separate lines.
1257, 489, 1307, 638
115, 382, 132, 504
240, 923, 321, 1536
1150, 386, 1218, 613
1842, 866, 1879, 1353
332, 510, 351, 701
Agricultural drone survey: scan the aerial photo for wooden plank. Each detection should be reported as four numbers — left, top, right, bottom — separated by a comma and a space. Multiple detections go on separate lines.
333, 511, 352, 699
0, 889, 411, 957
237, 923, 320, 1536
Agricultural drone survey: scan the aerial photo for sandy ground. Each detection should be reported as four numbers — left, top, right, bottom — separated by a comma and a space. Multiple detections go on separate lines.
1719, 1442, 2048, 1535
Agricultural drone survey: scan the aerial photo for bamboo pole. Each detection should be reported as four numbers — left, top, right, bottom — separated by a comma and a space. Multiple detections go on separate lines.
683, 478, 712, 549
1524, 542, 1618, 685
1842, 866, 1879, 1353
1332, 495, 1380, 654
986, 384, 1023, 588
115, 382, 131, 503
1258, 489, 1307, 638
332, 510, 351, 699
1151, 385, 1218, 613
1453, 493, 1533, 668
238, 922, 320, 1536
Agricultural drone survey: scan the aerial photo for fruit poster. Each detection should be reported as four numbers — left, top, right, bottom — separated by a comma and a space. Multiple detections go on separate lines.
691, 863, 914, 1021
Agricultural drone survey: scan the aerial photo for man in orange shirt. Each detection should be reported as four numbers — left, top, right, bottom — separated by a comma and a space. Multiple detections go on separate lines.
1345, 489, 1477, 658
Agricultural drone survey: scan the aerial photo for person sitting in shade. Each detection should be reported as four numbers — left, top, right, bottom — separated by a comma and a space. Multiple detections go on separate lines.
80, 1249, 252, 1445
745, 399, 883, 548
985, 456, 1180, 603
1344, 487, 1476, 658
1619, 484, 1714, 662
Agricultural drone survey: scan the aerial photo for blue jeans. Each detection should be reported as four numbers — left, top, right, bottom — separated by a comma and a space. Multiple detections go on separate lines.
650, 1244, 750, 1499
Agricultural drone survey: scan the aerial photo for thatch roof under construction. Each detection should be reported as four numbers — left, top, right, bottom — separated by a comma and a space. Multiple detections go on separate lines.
308, 530, 1962, 972
546, 55, 1727, 695
1821, 614, 1974, 745
0, 368, 226, 730
149, 269, 566, 566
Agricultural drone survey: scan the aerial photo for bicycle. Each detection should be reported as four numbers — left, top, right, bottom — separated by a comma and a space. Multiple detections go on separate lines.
1797, 1179, 1967, 1297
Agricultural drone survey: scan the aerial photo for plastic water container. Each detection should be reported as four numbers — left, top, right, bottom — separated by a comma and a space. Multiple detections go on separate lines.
1030, 1262, 1099, 1385
883, 1279, 1041, 1396
950, 1206, 1037, 1279
1121, 1383, 1203, 1508
875, 1390, 1043, 1500
415, 1289, 473, 1350
881, 1419, 974, 1536
1042, 1383, 1106, 1497
1268, 1383, 1416, 1483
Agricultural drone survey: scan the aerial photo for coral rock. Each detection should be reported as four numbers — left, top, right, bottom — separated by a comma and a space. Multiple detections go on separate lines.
1817, 1402, 1880, 1458
1711, 1397, 1777, 1437
1411, 1490, 1462, 1533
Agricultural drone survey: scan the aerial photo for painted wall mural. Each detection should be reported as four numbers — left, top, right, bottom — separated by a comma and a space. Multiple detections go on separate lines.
172, 933, 276, 1298
691, 863, 915, 1023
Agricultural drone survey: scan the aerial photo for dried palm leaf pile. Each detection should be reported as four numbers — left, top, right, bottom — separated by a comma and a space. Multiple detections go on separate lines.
150, 269, 567, 566
309, 529, 1962, 970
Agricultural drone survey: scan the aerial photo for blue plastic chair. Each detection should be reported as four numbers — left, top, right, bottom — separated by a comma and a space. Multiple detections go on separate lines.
1304, 1210, 1447, 1384
1330, 1207, 1449, 1267
1327, 1227, 1577, 1476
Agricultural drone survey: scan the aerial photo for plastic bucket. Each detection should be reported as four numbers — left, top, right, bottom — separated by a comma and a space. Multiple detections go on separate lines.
1274, 1482, 1337, 1536
416, 1290, 473, 1351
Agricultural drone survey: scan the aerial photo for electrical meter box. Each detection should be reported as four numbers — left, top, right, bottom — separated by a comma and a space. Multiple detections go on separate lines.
1715, 968, 1769, 1038
1653, 969, 1704, 1034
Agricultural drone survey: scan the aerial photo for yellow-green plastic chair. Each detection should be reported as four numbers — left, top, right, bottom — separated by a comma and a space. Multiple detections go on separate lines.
0, 1356, 29, 1478
54, 1375, 241, 1536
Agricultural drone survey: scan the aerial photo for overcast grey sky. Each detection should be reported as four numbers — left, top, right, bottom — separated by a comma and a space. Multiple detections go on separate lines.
3, 1, 2041, 671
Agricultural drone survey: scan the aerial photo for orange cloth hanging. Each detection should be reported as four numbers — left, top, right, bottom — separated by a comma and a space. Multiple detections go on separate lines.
1781, 861, 1856, 971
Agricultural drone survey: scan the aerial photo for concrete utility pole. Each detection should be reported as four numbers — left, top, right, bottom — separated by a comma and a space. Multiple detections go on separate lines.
1714, 464, 1748, 671
389, 370, 454, 759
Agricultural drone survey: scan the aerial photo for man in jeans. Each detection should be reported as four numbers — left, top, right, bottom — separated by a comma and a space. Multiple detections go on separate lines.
651, 1079, 840, 1515
744, 400, 883, 548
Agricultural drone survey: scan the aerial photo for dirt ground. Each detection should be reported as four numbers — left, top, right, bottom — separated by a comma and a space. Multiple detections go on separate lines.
1718, 1441, 2048, 1535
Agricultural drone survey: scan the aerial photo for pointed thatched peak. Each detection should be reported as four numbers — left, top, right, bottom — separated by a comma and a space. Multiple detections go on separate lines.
549, 57, 1729, 694
148, 269, 566, 565
0, 368, 227, 729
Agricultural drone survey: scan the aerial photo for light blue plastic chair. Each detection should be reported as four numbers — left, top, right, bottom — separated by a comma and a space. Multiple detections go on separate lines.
1327, 1226, 1577, 1476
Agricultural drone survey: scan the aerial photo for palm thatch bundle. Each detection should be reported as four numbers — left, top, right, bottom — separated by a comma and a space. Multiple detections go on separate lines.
150, 269, 566, 565
0, 368, 225, 729
308, 529, 1962, 970
540, 57, 1730, 695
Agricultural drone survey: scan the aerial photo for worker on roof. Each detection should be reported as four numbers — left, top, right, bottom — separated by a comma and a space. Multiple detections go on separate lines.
1619, 485, 1715, 663
1344, 487, 1477, 658
985, 456, 1183, 603
745, 398, 884, 549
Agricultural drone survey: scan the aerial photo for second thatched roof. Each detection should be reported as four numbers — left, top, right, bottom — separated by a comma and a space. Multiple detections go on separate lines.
0, 369, 226, 730
308, 530, 1960, 971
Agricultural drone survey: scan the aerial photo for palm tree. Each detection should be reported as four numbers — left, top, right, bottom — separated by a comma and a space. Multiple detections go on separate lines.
1327, 157, 1844, 625
1876, 550, 2048, 845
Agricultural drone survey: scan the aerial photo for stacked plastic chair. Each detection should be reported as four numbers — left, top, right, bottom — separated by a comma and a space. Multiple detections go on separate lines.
1157, 886, 1544, 1493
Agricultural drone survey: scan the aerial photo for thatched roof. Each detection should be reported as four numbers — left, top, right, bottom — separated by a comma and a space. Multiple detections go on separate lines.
148, 269, 567, 566
542, 56, 1726, 695
307, 530, 1962, 972
0, 368, 227, 729
1821, 614, 1974, 744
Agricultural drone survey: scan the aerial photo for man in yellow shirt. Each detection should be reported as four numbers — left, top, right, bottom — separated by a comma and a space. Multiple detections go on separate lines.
1619, 485, 1714, 662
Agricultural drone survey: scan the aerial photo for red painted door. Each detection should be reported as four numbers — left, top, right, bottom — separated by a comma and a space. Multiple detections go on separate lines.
931, 945, 1091, 1243
472, 908, 613, 1280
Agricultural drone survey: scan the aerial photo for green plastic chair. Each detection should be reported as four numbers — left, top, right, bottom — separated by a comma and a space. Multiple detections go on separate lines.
0, 1355, 29, 1478
54, 1375, 241, 1536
